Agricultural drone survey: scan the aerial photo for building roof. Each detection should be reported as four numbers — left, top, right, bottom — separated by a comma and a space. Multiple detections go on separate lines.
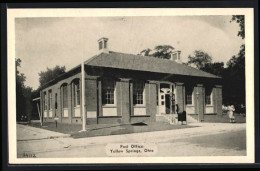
40, 51, 220, 90
85, 51, 220, 79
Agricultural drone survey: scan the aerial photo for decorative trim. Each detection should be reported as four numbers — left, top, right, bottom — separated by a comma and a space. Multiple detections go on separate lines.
133, 105, 146, 108
102, 105, 117, 108
204, 113, 217, 115
85, 75, 99, 80
130, 115, 150, 117
147, 80, 158, 84
120, 78, 131, 82
175, 82, 184, 86
215, 85, 222, 88
98, 116, 122, 118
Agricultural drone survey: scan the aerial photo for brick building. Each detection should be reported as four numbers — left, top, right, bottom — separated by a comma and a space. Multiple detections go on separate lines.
39, 38, 222, 125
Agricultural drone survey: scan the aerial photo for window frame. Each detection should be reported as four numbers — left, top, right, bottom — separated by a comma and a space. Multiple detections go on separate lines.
44, 92, 47, 110
102, 78, 116, 106
73, 80, 81, 108
61, 84, 68, 109
185, 86, 194, 106
133, 80, 146, 107
205, 87, 213, 106
48, 89, 52, 110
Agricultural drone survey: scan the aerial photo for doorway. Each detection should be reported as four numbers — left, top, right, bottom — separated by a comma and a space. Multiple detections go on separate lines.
158, 83, 173, 115
165, 94, 170, 114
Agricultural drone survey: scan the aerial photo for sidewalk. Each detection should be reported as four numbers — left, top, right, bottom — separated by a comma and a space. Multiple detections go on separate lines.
17, 122, 246, 156
57, 122, 246, 149
17, 124, 70, 141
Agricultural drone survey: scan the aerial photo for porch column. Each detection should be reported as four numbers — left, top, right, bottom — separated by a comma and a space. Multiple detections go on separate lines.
57, 87, 61, 123
68, 83, 72, 123
85, 75, 99, 124
97, 79, 102, 118
215, 85, 222, 115
175, 82, 185, 113
130, 81, 133, 116
40, 90, 43, 124
71, 82, 74, 118
119, 78, 131, 124
148, 80, 157, 122
196, 84, 204, 122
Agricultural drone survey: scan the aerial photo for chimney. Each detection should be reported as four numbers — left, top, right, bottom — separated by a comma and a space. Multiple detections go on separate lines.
171, 50, 181, 63
98, 37, 109, 53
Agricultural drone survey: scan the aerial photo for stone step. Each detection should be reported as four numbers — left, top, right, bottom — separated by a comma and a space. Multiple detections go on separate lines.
186, 114, 198, 123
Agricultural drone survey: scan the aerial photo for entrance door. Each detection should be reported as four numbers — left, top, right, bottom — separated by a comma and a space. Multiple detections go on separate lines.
159, 92, 165, 115
165, 94, 170, 114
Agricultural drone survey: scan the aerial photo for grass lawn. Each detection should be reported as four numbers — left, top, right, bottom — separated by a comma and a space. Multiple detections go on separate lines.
28, 122, 196, 139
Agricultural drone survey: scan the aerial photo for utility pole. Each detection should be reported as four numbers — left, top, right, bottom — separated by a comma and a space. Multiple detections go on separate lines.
81, 61, 86, 132
196, 89, 200, 122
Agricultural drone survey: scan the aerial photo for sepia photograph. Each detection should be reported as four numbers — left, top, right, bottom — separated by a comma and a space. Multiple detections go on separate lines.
7, 8, 254, 164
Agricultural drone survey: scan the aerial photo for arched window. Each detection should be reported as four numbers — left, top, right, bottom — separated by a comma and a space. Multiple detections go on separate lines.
61, 83, 68, 108
43, 91, 47, 110
48, 89, 52, 110
72, 79, 80, 107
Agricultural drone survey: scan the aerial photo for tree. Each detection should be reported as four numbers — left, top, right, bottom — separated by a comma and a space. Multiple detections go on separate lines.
39, 65, 66, 87
230, 15, 245, 39
222, 44, 245, 106
16, 58, 33, 121
139, 45, 174, 59
139, 48, 152, 56
201, 62, 225, 77
186, 50, 212, 69
153, 45, 174, 59
222, 15, 245, 107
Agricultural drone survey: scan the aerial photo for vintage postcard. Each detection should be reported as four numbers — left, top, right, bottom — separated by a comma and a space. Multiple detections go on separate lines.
8, 8, 254, 164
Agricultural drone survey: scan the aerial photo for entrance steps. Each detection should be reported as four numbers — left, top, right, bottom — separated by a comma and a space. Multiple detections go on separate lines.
186, 114, 199, 123
156, 114, 177, 125
156, 114, 198, 124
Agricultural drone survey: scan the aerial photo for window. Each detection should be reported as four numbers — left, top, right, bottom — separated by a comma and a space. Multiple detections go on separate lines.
48, 90, 52, 110
61, 84, 68, 108
99, 41, 102, 50
44, 92, 47, 110
156, 84, 158, 106
133, 81, 145, 105
186, 86, 194, 105
205, 87, 213, 105
104, 40, 107, 48
73, 80, 80, 107
102, 78, 115, 105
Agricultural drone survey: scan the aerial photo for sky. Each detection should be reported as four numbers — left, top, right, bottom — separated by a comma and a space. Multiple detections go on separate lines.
15, 16, 244, 90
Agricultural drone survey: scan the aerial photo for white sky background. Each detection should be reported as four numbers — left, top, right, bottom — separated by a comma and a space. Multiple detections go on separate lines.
15, 16, 244, 90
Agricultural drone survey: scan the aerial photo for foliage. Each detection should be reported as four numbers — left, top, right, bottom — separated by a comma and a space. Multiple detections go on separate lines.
230, 15, 245, 39
222, 44, 245, 106
186, 50, 212, 69
139, 48, 152, 57
38, 65, 66, 87
153, 45, 174, 59
201, 62, 225, 77
139, 45, 174, 59
16, 58, 33, 121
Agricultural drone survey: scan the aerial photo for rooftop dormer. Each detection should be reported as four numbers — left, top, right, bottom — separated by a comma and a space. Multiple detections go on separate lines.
98, 37, 109, 53
171, 50, 182, 63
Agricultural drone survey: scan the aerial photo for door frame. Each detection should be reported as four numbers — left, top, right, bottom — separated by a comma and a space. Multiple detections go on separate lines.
158, 83, 176, 115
